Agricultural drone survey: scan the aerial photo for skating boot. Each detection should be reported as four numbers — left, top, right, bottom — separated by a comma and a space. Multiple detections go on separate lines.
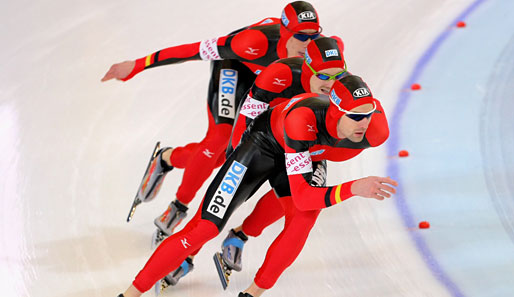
126, 142, 174, 222
213, 229, 248, 289
154, 258, 194, 296
238, 293, 254, 297
151, 200, 189, 248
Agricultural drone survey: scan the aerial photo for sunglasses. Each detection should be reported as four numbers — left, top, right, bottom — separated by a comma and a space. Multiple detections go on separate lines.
284, 26, 323, 42
343, 103, 376, 121
294, 31, 321, 41
345, 111, 375, 121
333, 101, 376, 121
306, 59, 347, 80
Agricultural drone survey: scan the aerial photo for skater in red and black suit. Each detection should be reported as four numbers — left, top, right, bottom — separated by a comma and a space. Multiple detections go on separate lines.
101, 2, 323, 243
217, 36, 349, 277
116, 75, 398, 297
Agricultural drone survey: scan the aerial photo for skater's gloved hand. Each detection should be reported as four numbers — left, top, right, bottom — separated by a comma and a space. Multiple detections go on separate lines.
350, 176, 398, 200
101, 60, 136, 82
310, 161, 327, 187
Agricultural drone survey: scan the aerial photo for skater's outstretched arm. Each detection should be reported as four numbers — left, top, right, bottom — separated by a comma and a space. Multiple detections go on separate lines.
101, 18, 280, 82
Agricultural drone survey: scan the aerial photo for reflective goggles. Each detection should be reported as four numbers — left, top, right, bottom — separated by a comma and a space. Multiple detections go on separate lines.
306, 59, 347, 81
294, 31, 321, 41
284, 26, 323, 42
338, 102, 376, 121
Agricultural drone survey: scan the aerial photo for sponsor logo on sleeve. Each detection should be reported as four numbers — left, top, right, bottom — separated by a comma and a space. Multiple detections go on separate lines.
353, 87, 370, 98
324, 49, 339, 58
199, 38, 222, 61
281, 11, 290, 26
285, 152, 313, 175
207, 161, 247, 219
218, 69, 238, 119
330, 89, 342, 106
298, 11, 316, 21
255, 69, 262, 75
239, 95, 269, 119
310, 149, 325, 156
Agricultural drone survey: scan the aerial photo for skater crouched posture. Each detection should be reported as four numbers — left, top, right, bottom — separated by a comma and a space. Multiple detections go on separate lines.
103, 1, 324, 242
117, 75, 397, 297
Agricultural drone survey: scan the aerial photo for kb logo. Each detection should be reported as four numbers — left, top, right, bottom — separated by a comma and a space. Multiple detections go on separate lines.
353, 87, 370, 98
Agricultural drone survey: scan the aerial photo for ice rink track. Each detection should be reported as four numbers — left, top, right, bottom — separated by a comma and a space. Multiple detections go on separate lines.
1, 0, 513, 296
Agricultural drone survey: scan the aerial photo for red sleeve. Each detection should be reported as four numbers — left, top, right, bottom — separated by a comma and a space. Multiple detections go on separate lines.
122, 41, 203, 81
283, 108, 356, 211
288, 175, 355, 211
122, 23, 274, 81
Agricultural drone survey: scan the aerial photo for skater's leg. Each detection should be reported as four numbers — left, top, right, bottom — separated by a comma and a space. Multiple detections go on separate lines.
153, 111, 232, 239
240, 189, 284, 237
133, 215, 220, 292
238, 160, 326, 237
251, 196, 320, 291
172, 58, 256, 206
122, 122, 274, 295
220, 190, 284, 271
173, 108, 233, 205
162, 142, 198, 168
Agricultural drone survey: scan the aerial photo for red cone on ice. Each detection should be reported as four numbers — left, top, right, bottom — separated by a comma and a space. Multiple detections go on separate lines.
398, 150, 409, 157
419, 221, 430, 229
410, 83, 421, 91
456, 21, 466, 28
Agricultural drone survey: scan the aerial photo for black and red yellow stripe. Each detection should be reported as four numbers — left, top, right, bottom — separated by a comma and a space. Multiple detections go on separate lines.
144, 51, 161, 68
324, 181, 354, 207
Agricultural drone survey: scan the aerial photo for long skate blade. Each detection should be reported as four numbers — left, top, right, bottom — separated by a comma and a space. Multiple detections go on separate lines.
126, 142, 161, 223
213, 252, 230, 290
126, 197, 141, 222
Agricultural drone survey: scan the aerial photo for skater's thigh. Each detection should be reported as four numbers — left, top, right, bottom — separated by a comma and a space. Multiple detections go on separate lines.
268, 155, 291, 198
201, 138, 275, 231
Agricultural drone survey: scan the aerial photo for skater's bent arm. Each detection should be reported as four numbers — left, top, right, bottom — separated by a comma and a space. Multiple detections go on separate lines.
282, 107, 396, 211
283, 110, 355, 211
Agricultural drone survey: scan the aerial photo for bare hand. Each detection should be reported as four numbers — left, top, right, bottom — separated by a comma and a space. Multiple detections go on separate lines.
101, 60, 136, 82
351, 176, 398, 200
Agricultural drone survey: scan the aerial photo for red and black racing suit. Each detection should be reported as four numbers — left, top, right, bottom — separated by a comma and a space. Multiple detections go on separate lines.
132, 93, 389, 291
